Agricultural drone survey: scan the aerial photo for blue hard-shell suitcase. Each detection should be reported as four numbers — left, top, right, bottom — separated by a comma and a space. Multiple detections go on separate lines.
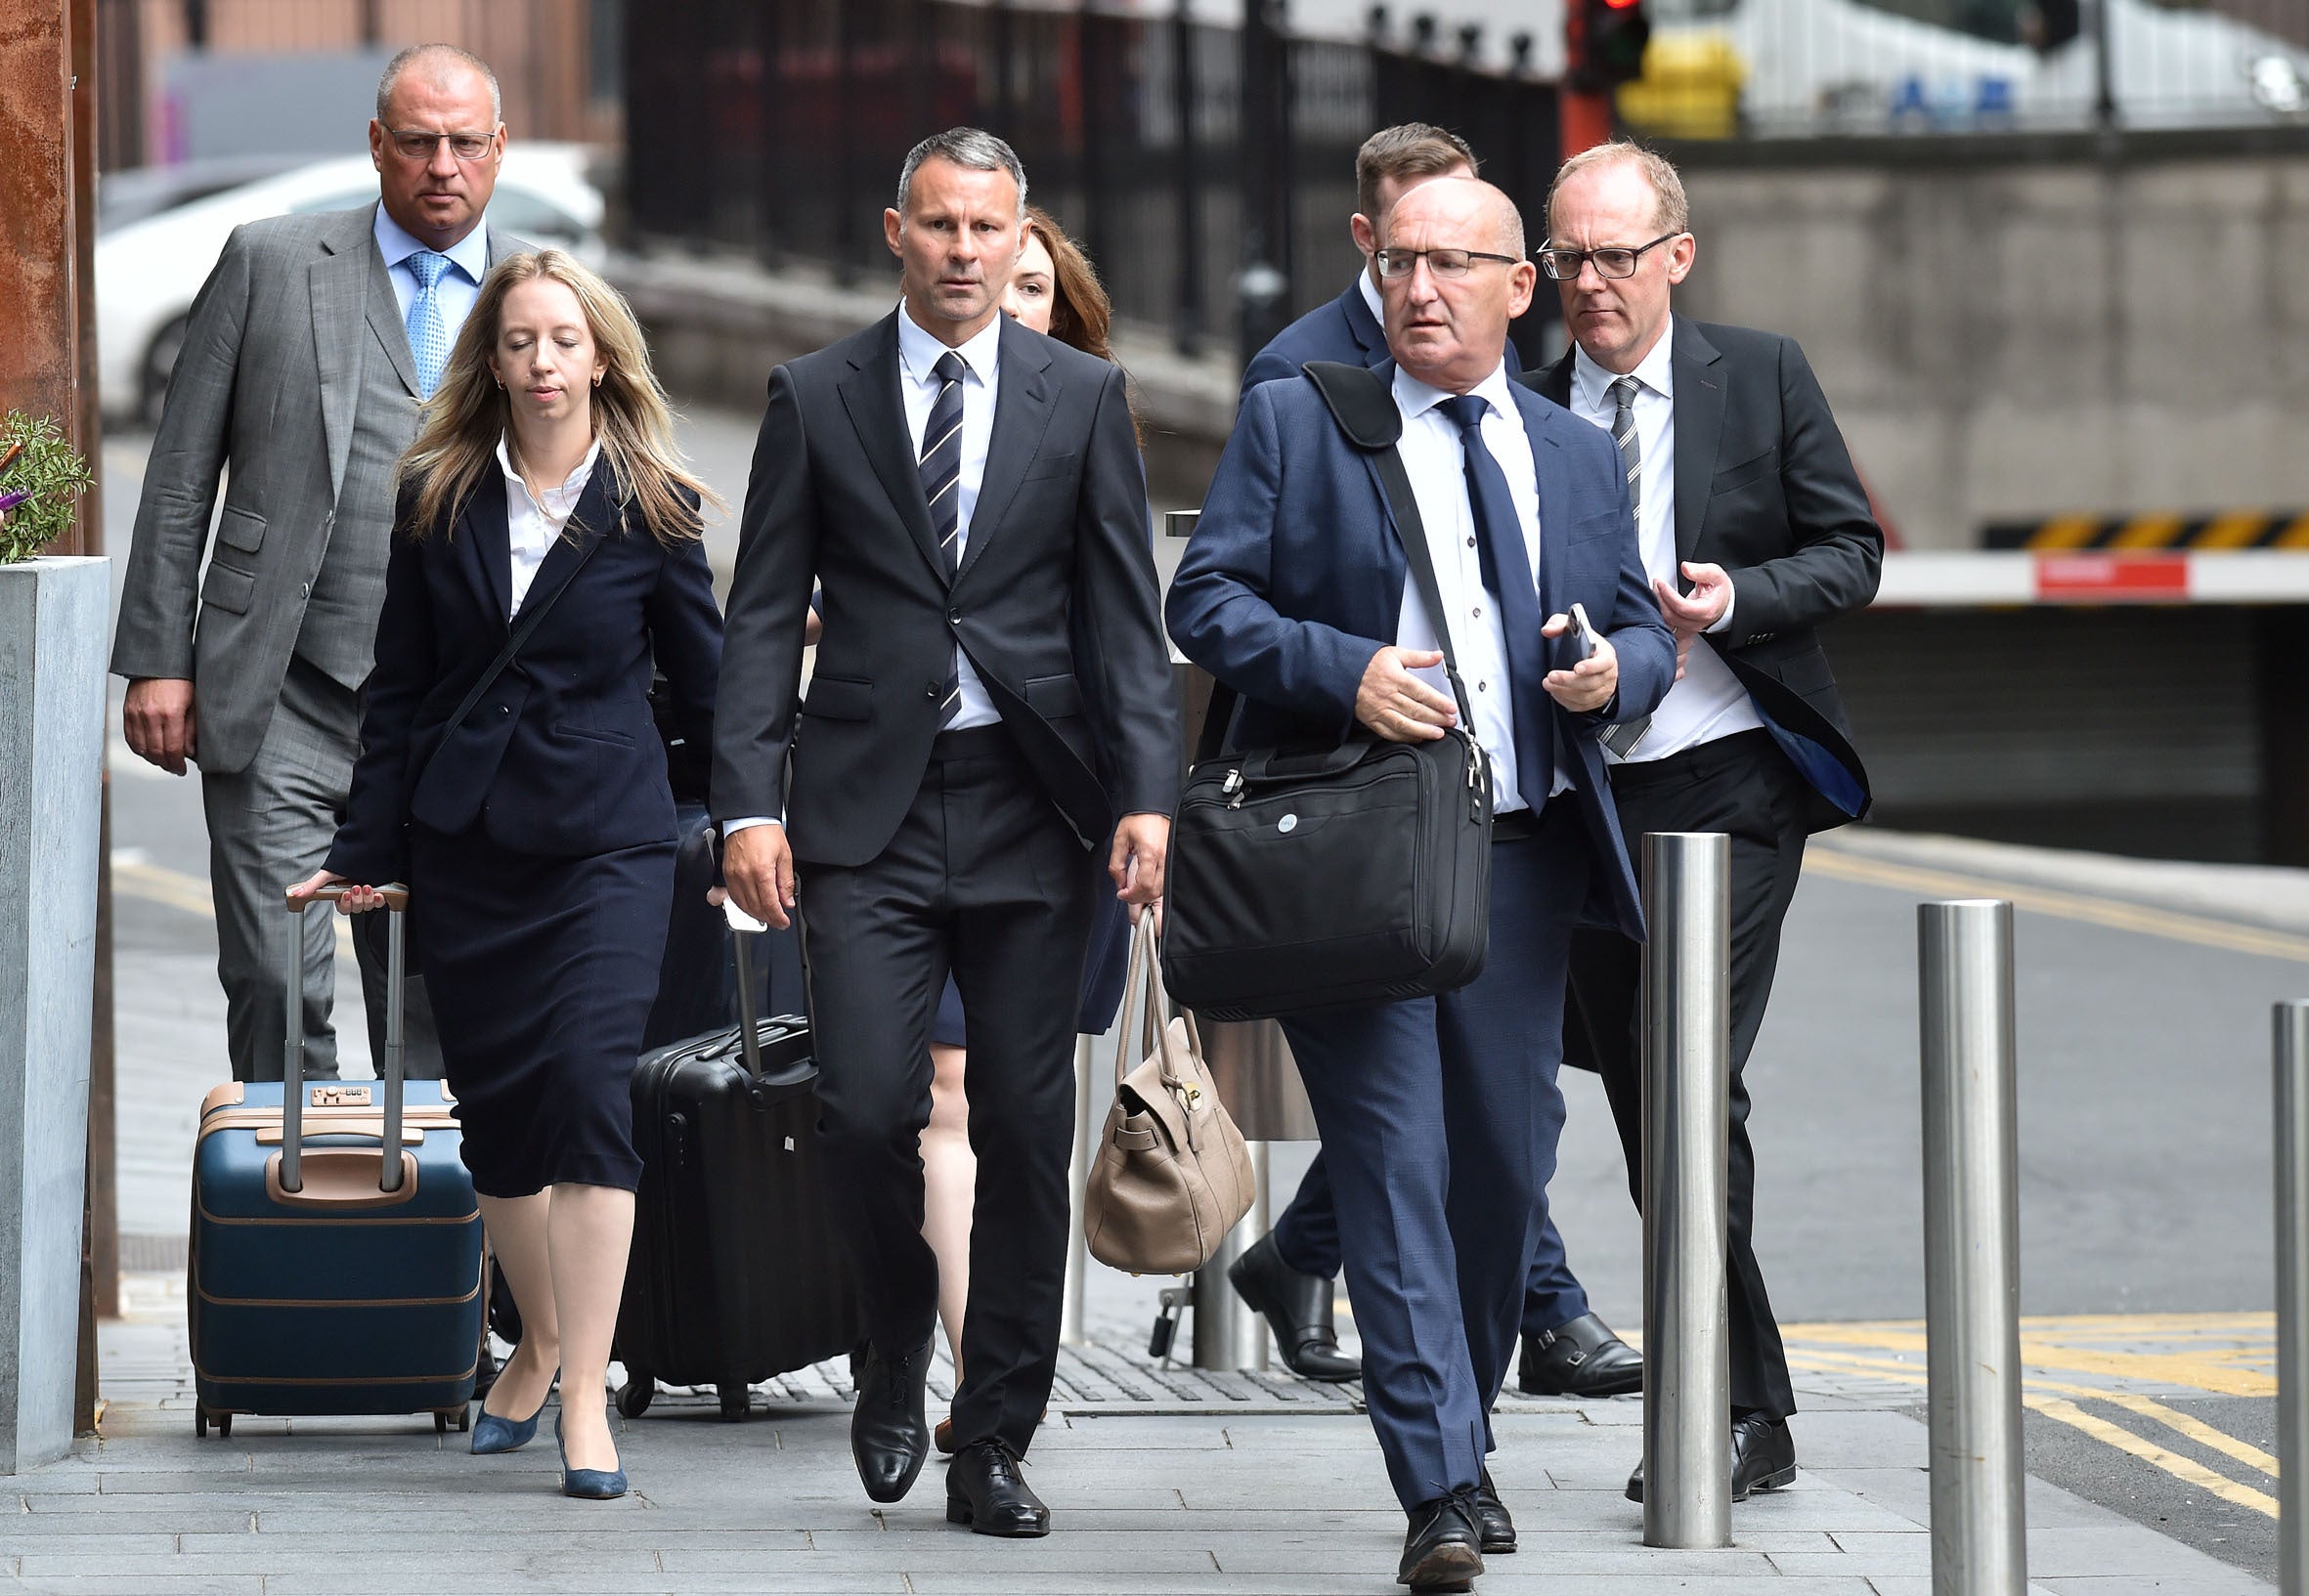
188, 887, 485, 1438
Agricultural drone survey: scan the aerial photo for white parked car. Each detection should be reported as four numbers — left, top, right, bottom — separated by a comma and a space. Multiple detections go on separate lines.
97, 144, 605, 423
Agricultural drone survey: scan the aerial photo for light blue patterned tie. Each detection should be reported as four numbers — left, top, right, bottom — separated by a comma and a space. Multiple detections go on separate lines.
405, 250, 455, 399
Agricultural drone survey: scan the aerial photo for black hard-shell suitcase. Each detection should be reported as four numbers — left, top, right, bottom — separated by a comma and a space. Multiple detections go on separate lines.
614, 928, 860, 1420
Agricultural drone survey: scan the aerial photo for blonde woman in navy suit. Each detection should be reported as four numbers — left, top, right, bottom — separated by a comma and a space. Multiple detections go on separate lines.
291, 250, 720, 1500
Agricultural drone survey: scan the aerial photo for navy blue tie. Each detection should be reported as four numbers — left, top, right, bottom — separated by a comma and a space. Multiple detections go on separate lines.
921, 351, 967, 727
1441, 393, 1555, 806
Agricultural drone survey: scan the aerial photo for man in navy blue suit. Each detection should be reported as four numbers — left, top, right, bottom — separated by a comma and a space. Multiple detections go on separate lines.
1226, 125, 1643, 1409
1170, 177, 1674, 1591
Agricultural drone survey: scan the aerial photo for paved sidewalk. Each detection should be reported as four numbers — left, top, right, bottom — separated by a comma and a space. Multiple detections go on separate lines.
0, 1271, 2269, 1596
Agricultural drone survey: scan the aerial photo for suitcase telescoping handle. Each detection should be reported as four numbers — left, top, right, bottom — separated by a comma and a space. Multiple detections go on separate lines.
282, 883, 410, 1194
723, 897, 767, 1079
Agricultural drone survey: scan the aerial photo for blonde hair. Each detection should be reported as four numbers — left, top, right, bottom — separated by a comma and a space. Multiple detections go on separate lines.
1547, 140, 1691, 238
401, 249, 719, 545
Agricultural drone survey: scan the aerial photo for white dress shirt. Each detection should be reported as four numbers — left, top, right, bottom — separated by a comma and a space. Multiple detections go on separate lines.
1391, 361, 1574, 815
496, 434, 600, 617
895, 300, 1000, 732
1356, 264, 1385, 330
372, 205, 489, 338
1569, 324, 1761, 762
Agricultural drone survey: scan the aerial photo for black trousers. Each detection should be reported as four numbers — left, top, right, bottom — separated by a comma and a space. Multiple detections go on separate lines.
796, 727, 1099, 1455
1566, 728, 1809, 1421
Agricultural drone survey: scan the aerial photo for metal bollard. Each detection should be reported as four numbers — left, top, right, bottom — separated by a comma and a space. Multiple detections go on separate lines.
1640, 831, 1732, 1550
1062, 1034, 1095, 1347
1918, 900, 2026, 1596
2276, 1003, 2309, 1594
1191, 1142, 1271, 1370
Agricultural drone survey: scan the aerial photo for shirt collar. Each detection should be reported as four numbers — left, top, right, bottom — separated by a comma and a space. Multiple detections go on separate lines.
896, 299, 1004, 389
496, 433, 602, 499
1572, 315, 1677, 411
374, 203, 490, 286
1393, 357, 1518, 427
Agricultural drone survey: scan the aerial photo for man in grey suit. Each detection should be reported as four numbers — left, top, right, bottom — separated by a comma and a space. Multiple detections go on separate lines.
112, 43, 525, 1082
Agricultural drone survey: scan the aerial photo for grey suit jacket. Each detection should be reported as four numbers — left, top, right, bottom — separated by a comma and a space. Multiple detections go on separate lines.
110, 203, 525, 775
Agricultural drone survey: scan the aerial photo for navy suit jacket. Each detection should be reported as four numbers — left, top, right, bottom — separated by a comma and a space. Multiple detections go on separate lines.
1241, 274, 1522, 402
327, 466, 722, 884
1167, 363, 1676, 939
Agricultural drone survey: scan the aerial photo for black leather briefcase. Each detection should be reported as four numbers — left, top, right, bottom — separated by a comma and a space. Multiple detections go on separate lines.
1161, 361, 1494, 1022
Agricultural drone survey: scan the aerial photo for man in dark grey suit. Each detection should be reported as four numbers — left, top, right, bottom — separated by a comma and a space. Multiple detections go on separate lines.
715, 130, 1177, 1537
112, 44, 526, 1082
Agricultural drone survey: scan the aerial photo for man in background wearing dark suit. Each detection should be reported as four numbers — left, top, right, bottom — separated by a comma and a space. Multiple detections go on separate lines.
1522, 141, 1882, 1504
715, 129, 1177, 1539
1227, 124, 1644, 1408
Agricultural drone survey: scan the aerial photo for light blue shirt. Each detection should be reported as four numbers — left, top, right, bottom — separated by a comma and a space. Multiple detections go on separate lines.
893, 300, 1001, 732
371, 204, 489, 341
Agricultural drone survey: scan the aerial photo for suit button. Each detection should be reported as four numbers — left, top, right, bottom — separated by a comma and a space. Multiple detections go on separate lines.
925, 682, 939, 700
497, 705, 510, 717
948, 608, 961, 625
298, 582, 311, 598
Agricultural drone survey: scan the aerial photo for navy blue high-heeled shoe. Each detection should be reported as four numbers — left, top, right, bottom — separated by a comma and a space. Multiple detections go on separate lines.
469, 1381, 553, 1455
556, 1413, 628, 1500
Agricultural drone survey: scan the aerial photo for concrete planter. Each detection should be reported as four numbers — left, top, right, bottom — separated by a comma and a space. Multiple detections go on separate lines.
0, 555, 107, 1473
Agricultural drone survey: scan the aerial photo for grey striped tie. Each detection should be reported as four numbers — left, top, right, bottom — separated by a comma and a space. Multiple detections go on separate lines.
921, 351, 966, 727
1601, 375, 1651, 758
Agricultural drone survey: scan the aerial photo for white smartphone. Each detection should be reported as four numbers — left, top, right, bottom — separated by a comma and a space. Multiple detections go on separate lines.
1567, 601, 1603, 662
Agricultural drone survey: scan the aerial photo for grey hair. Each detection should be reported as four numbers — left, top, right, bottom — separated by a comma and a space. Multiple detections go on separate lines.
376, 44, 502, 125
894, 128, 1027, 217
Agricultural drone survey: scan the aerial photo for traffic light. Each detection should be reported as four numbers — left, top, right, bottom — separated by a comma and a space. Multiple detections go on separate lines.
1565, 0, 1652, 93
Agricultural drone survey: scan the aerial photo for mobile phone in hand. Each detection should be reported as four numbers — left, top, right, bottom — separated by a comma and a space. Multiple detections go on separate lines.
1567, 601, 1603, 662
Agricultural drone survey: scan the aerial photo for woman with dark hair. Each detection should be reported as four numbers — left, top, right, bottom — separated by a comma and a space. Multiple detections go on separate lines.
918, 206, 1137, 1453
290, 249, 721, 1501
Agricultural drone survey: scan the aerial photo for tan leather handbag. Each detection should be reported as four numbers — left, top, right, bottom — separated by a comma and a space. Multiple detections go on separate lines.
1083, 919, 1257, 1275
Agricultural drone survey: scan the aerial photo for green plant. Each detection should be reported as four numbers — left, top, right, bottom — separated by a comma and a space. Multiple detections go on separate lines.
0, 410, 95, 565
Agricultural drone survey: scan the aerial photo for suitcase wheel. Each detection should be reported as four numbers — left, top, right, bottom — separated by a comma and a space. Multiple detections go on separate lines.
194, 1407, 205, 1439
615, 1375, 654, 1420
196, 1408, 231, 1439
435, 1411, 449, 1436
718, 1384, 750, 1422
457, 1405, 471, 1433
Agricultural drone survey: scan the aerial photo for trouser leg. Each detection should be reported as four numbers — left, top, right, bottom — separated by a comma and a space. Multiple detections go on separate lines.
1269, 1152, 1340, 1279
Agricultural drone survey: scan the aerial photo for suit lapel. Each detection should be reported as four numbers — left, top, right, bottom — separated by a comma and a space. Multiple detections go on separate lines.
513, 465, 614, 624
838, 314, 947, 586
311, 209, 376, 500
365, 217, 422, 402
457, 468, 514, 630
1341, 276, 1386, 367
958, 317, 1057, 584
1671, 317, 1725, 563
1534, 347, 1575, 410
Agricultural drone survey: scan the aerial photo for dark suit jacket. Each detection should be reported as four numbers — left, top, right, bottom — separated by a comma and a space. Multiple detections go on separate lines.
1521, 318, 1882, 832
1167, 363, 1677, 939
712, 311, 1179, 865
327, 466, 722, 884
1241, 274, 1522, 402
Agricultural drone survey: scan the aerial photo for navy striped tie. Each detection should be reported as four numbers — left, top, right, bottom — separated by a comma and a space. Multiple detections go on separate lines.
921, 351, 967, 727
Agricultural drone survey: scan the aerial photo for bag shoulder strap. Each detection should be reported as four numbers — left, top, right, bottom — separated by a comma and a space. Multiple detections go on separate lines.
1302, 362, 1479, 732
417, 514, 606, 780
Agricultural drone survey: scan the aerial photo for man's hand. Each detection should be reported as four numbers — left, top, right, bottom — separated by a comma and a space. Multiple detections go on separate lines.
1542, 615, 1620, 713
1110, 812, 1170, 924
723, 824, 798, 930
123, 677, 196, 775
1655, 561, 1733, 640
1356, 647, 1457, 743
1675, 631, 1693, 682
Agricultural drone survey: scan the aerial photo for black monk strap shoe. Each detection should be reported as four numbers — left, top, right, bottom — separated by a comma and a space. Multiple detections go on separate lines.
850, 1340, 933, 1503
1398, 1488, 1485, 1592
1228, 1230, 1362, 1383
1518, 1311, 1644, 1398
1625, 1412, 1798, 1504
1472, 1467, 1516, 1554
945, 1438, 1050, 1537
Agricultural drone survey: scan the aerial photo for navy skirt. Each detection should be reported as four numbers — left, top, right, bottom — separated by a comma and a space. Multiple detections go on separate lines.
930, 887, 1132, 1049
410, 825, 675, 1198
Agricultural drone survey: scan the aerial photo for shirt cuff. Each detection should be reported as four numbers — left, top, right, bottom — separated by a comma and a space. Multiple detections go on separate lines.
722, 816, 782, 838
1704, 578, 1736, 635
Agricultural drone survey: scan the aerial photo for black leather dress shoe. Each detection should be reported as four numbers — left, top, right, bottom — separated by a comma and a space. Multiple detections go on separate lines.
850, 1340, 932, 1503
1625, 1413, 1798, 1503
1398, 1489, 1485, 1591
1471, 1468, 1515, 1554
945, 1439, 1050, 1537
1518, 1312, 1644, 1398
1228, 1231, 1362, 1383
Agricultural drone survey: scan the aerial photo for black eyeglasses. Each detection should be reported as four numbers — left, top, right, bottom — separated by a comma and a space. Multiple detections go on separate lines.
384, 128, 498, 163
1372, 247, 1524, 280
1536, 234, 1681, 281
